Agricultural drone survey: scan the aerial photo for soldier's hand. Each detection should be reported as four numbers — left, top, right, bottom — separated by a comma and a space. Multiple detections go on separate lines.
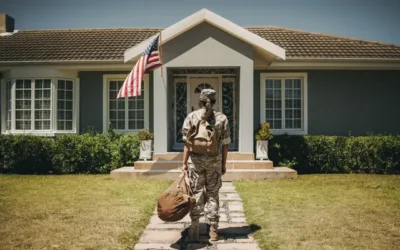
221, 164, 226, 175
182, 163, 188, 172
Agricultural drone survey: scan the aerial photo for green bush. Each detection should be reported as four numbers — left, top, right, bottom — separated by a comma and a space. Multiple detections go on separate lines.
269, 135, 400, 174
0, 134, 53, 174
0, 131, 142, 175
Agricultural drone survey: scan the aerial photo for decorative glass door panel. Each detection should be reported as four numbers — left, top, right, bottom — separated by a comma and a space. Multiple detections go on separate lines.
189, 77, 219, 112
172, 73, 237, 150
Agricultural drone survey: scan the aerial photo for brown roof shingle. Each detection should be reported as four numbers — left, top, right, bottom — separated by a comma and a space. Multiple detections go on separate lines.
0, 26, 399, 62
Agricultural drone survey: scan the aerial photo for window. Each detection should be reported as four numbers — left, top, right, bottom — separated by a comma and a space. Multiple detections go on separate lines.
103, 74, 149, 132
1, 78, 78, 135
260, 73, 308, 135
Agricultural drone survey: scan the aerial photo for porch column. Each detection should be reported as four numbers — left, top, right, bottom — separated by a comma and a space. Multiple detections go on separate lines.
152, 67, 168, 154
239, 65, 254, 153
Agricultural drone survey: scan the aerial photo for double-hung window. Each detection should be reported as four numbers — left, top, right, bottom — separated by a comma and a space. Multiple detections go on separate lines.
260, 73, 308, 135
103, 74, 149, 132
1, 78, 78, 135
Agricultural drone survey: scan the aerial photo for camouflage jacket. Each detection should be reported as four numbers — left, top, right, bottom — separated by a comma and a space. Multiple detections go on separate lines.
181, 108, 231, 153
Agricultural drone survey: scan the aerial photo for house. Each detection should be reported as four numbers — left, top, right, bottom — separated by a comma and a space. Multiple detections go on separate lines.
1, 10, 399, 180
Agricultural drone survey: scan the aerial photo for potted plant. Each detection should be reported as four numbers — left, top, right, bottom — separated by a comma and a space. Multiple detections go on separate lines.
255, 122, 273, 160
137, 129, 154, 161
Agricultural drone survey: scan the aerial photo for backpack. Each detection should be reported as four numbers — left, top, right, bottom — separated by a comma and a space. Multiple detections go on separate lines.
157, 170, 196, 222
186, 114, 218, 156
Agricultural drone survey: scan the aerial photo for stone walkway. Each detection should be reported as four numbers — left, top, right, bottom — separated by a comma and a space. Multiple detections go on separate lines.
134, 182, 260, 250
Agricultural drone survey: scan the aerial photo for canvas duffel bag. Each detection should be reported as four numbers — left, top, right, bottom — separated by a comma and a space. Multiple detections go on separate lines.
157, 170, 196, 222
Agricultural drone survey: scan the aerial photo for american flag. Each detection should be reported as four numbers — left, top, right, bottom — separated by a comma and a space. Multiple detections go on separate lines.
117, 35, 162, 98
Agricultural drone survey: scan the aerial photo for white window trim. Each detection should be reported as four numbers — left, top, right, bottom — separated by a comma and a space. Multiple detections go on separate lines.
102, 74, 149, 133
260, 72, 308, 135
1, 77, 80, 136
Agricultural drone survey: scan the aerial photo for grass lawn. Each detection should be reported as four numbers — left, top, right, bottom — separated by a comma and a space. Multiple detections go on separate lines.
236, 174, 400, 250
0, 175, 170, 250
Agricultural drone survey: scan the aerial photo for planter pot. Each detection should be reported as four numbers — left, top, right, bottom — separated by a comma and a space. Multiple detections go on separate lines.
256, 140, 269, 160
139, 140, 152, 160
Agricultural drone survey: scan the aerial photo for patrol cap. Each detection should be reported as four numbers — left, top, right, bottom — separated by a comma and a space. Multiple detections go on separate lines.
199, 88, 216, 101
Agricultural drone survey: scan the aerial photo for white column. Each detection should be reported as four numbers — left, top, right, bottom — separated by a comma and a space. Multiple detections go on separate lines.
152, 67, 168, 153
238, 64, 254, 153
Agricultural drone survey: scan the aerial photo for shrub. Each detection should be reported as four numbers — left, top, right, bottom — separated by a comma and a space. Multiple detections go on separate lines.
0, 134, 53, 174
137, 129, 154, 141
255, 122, 273, 140
269, 134, 400, 174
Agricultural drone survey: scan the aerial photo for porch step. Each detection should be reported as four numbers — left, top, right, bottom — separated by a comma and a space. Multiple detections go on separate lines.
133, 160, 273, 170
152, 152, 254, 161
110, 167, 297, 181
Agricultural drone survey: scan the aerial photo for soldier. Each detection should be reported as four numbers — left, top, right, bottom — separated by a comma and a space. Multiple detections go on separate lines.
181, 88, 231, 241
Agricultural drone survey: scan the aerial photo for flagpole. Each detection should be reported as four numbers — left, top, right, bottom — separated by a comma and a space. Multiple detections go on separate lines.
159, 32, 163, 78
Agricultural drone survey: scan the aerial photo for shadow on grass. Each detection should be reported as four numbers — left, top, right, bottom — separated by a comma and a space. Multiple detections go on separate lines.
168, 223, 262, 250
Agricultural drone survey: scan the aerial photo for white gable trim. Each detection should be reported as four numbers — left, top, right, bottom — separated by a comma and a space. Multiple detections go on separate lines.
124, 9, 285, 62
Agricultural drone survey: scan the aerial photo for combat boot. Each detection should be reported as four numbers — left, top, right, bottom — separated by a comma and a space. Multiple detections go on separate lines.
188, 220, 199, 241
209, 222, 219, 241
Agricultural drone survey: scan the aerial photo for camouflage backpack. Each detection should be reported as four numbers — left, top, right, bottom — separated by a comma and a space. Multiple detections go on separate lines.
186, 112, 218, 156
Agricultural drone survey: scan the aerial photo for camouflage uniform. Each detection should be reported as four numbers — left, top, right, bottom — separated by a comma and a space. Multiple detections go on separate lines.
181, 90, 231, 226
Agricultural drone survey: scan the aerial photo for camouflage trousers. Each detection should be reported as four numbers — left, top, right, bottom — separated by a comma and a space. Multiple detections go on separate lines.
188, 153, 223, 223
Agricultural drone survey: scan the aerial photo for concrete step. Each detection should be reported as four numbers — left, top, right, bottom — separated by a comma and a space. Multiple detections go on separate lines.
110, 167, 297, 181
133, 160, 273, 170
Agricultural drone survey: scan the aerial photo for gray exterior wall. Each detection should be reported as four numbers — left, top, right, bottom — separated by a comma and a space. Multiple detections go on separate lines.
254, 70, 400, 136
78, 71, 154, 133
152, 22, 255, 153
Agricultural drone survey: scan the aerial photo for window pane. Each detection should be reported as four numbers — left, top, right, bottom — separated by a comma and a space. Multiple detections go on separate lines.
274, 100, 281, 109
24, 80, 31, 88
294, 100, 301, 109
35, 90, 42, 99
16, 90, 23, 99
66, 91, 73, 100
285, 79, 293, 88
274, 120, 281, 129
284, 78, 303, 130
66, 81, 73, 90
294, 110, 301, 119
266, 110, 273, 119
285, 110, 293, 119
35, 79, 43, 89
43, 90, 51, 99
57, 80, 74, 131
294, 79, 301, 88
118, 111, 125, 119
66, 121, 72, 130
110, 111, 116, 119
117, 100, 124, 109
294, 119, 301, 129
44, 79, 51, 89
58, 111, 65, 120
58, 121, 65, 130
117, 121, 125, 130
286, 119, 293, 129
274, 110, 281, 119
58, 90, 65, 99
266, 80, 273, 89
66, 101, 73, 110
266, 100, 273, 109
58, 80, 65, 89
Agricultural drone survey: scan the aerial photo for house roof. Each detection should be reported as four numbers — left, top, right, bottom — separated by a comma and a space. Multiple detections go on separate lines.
123, 9, 286, 62
0, 26, 399, 63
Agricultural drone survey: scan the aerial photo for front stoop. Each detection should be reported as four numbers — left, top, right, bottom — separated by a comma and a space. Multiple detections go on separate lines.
110, 167, 297, 180
110, 152, 297, 180
133, 182, 261, 250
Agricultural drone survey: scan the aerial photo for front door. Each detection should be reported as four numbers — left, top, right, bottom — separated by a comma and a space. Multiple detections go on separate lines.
189, 77, 220, 112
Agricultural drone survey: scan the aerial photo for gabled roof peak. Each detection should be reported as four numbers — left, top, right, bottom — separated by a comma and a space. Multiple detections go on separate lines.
123, 9, 286, 62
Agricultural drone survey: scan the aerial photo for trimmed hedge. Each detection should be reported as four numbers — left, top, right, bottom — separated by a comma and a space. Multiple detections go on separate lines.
1, 133, 399, 175
0, 132, 140, 174
269, 135, 400, 174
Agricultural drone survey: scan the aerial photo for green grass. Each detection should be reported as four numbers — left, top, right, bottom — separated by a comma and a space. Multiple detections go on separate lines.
236, 175, 400, 250
0, 175, 170, 250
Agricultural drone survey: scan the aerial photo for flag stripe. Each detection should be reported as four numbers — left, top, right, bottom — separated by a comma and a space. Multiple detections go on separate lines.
117, 35, 162, 98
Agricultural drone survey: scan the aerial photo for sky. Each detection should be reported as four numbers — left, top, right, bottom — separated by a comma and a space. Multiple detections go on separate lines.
1, 0, 399, 44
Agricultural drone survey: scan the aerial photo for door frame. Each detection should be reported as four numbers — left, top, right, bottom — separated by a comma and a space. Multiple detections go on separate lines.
172, 73, 237, 151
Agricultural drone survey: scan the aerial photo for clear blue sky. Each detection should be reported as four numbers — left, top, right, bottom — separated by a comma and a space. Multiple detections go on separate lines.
1, 0, 399, 44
